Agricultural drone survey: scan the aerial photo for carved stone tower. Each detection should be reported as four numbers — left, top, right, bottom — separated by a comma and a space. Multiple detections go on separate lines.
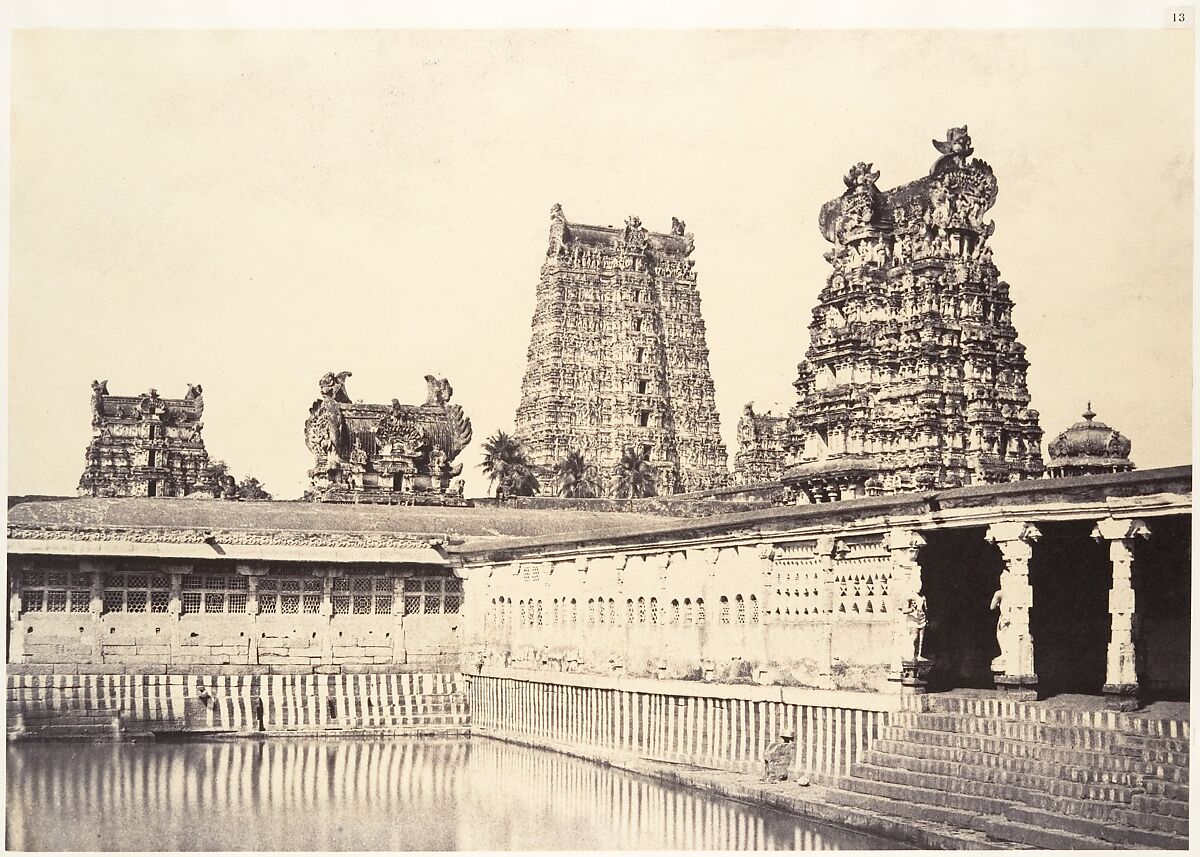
514, 206, 728, 494
78, 382, 212, 498
783, 127, 1044, 502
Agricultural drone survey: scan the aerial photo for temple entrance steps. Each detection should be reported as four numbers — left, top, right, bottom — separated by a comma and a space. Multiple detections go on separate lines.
822, 693, 1188, 850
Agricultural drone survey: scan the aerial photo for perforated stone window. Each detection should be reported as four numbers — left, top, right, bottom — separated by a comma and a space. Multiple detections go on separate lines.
696, 598, 706, 625
720, 596, 731, 624
648, 597, 658, 624
608, 598, 616, 624
179, 573, 245, 614
682, 598, 692, 625
570, 598, 577, 624
99, 571, 171, 614
735, 595, 746, 624
330, 576, 393, 615
750, 594, 760, 624
637, 597, 646, 624
260, 576, 322, 615
626, 599, 635, 624
402, 577, 461, 615
587, 598, 596, 624
21, 568, 91, 614
670, 599, 680, 624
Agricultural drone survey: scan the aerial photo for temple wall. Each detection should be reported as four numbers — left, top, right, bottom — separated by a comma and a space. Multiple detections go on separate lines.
8, 558, 464, 671
467, 669, 899, 777
464, 533, 911, 694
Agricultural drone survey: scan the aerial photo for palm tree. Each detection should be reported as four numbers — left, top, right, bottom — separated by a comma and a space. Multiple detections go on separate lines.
613, 447, 657, 506
480, 431, 540, 498
554, 450, 600, 499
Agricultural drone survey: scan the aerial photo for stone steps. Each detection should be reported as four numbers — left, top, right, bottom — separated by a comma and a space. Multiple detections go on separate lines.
891, 710, 1184, 752
880, 725, 1189, 781
871, 738, 1148, 787
829, 697, 1190, 850
1004, 805, 1188, 850
862, 750, 1138, 803
925, 696, 1189, 740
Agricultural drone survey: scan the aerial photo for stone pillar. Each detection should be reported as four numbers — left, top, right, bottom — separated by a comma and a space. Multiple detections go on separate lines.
984, 522, 1041, 699
1091, 517, 1150, 711
392, 573, 408, 665
161, 564, 191, 667
9, 561, 29, 662
813, 536, 847, 690
886, 528, 931, 693
236, 563, 268, 615
80, 559, 113, 665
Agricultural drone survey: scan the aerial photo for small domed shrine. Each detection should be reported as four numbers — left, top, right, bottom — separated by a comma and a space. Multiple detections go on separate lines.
1045, 404, 1135, 478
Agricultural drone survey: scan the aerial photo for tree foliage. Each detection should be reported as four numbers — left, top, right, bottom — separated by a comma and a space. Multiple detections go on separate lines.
612, 447, 657, 501
480, 430, 540, 497
554, 450, 600, 498
237, 476, 272, 500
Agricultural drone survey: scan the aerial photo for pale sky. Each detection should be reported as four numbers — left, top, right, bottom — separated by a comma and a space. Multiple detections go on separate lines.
8, 28, 1193, 499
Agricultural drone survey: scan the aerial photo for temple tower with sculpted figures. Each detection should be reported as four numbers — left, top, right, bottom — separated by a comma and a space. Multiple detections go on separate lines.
782, 127, 1044, 502
515, 206, 728, 495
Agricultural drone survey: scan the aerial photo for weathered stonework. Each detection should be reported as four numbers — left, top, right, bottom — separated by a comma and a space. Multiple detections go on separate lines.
784, 128, 1044, 502
78, 382, 215, 498
1046, 404, 1135, 478
731, 403, 790, 485
515, 206, 728, 495
305, 372, 472, 504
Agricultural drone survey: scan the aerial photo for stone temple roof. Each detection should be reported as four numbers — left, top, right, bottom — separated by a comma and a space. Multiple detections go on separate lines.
7, 498, 677, 555
1047, 404, 1134, 470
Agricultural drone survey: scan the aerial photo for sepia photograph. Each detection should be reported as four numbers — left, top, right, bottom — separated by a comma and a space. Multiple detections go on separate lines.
4, 2, 1194, 851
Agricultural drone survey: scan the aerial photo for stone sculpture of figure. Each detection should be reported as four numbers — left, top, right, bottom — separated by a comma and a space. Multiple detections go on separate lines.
219, 474, 239, 500
429, 444, 448, 481
548, 203, 568, 257
319, 371, 353, 404
448, 478, 465, 497
90, 380, 108, 426
989, 588, 1010, 671
931, 125, 974, 173
670, 217, 686, 236
900, 593, 928, 660
761, 728, 797, 783
424, 375, 453, 408
737, 404, 757, 449
185, 383, 204, 419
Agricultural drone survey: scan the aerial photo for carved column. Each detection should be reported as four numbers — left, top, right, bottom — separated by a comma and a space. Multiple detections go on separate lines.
886, 528, 931, 693
1091, 517, 1150, 711
984, 522, 1041, 699
813, 536, 847, 690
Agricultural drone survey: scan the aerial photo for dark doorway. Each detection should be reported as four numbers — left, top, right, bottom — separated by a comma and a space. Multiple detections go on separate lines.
1028, 521, 1111, 696
147, 480, 158, 498
921, 527, 1001, 690
1135, 514, 1190, 701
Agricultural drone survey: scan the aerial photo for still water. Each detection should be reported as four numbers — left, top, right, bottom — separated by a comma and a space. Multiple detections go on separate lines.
7, 738, 897, 851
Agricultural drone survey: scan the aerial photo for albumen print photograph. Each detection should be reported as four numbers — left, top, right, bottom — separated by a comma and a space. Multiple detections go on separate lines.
4, 5, 1193, 851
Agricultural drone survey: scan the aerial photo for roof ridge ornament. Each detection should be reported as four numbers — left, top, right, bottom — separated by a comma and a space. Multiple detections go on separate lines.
931, 125, 975, 174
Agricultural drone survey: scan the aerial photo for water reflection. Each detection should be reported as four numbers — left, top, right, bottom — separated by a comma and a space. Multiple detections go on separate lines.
7, 738, 896, 851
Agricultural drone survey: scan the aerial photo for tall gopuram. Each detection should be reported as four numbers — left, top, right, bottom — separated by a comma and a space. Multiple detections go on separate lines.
78, 382, 213, 498
304, 371, 473, 504
782, 127, 1044, 503
514, 206, 728, 495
